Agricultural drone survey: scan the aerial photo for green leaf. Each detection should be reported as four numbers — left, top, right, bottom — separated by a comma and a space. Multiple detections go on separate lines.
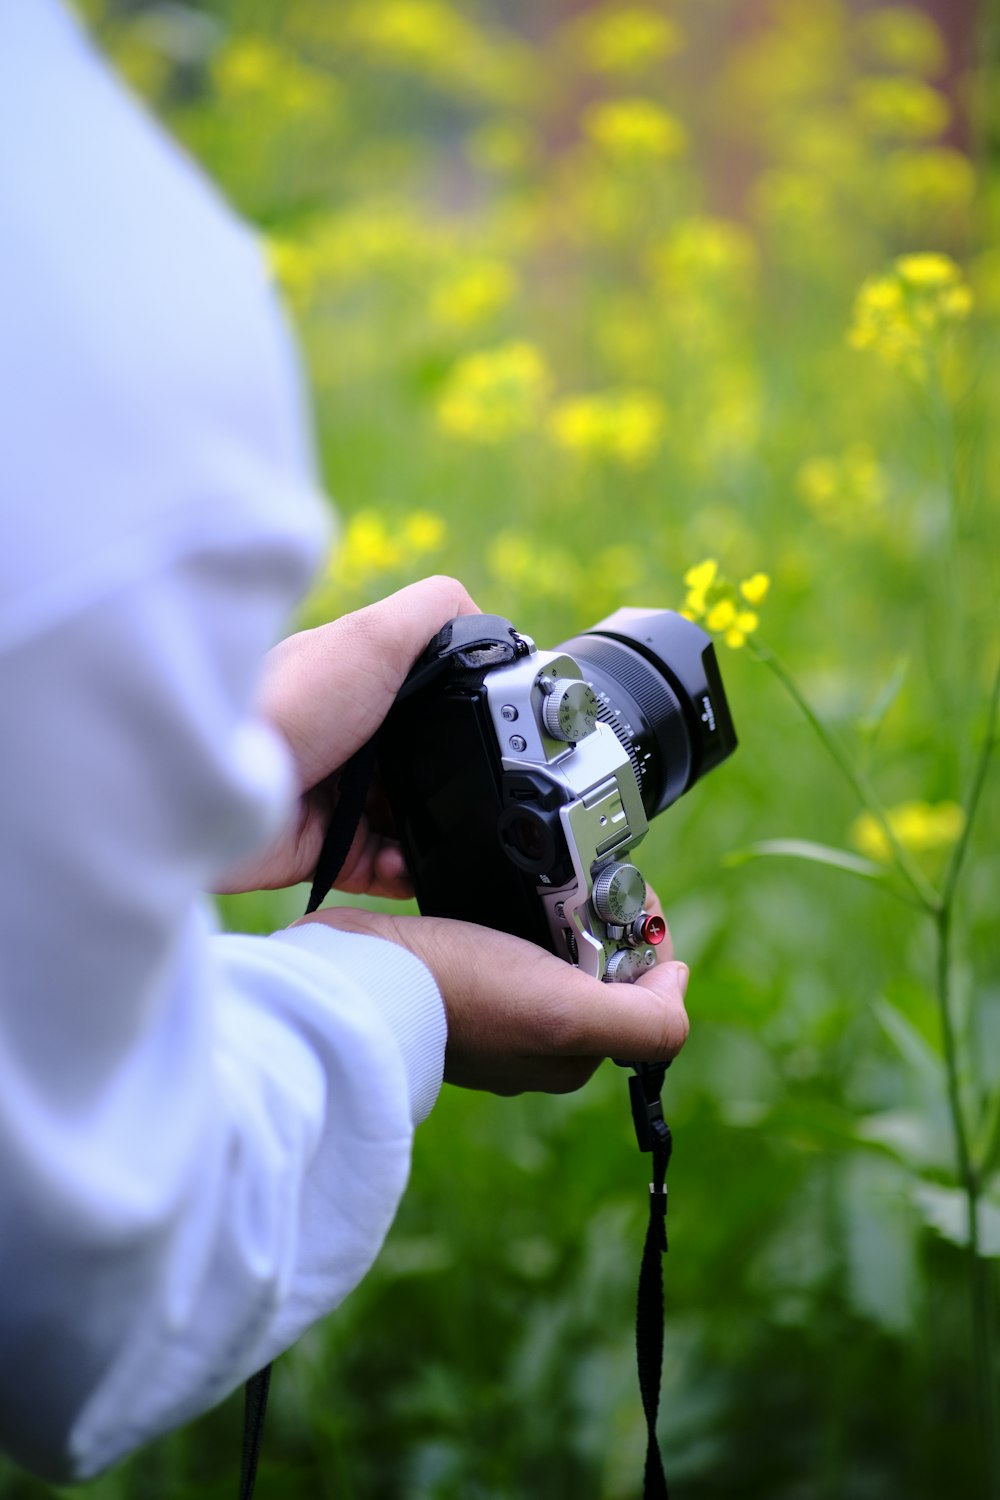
726, 839, 890, 881
975, 1077, 1000, 1179
856, 1109, 951, 1173
858, 655, 909, 743
871, 995, 944, 1090
912, 1183, 1000, 1256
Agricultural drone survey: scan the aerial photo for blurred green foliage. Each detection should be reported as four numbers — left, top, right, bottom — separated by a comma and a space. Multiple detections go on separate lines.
8, 0, 1000, 1495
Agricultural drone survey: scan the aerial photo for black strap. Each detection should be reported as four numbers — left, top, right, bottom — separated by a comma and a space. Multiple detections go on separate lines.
239, 1364, 271, 1500
306, 737, 379, 918
628, 1063, 672, 1500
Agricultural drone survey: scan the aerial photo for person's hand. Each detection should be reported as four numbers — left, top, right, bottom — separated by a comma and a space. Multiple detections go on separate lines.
293, 893, 690, 1095
215, 576, 479, 895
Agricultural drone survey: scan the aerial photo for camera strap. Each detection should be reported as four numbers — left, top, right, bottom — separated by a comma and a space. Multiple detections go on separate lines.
630, 1062, 673, 1500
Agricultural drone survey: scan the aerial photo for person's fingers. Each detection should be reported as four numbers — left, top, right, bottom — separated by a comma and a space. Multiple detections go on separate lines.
261, 576, 481, 789
295, 907, 690, 1086
328, 819, 416, 900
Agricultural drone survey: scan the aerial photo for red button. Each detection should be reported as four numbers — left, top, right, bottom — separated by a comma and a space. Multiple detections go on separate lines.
638, 914, 666, 946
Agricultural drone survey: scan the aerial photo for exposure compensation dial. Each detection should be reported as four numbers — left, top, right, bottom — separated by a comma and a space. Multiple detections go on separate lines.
591, 861, 647, 925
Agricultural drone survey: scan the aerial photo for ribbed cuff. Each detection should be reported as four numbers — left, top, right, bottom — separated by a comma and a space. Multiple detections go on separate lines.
269, 922, 447, 1125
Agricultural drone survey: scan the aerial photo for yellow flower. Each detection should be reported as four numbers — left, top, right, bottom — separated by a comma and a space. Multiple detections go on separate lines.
213, 36, 333, 116
740, 573, 771, 606
343, 2, 536, 108
680, 560, 767, 648
847, 257, 972, 380
684, 559, 718, 591
896, 252, 960, 288
850, 801, 965, 864
855, 8, 946, 77
706, 599, 737, 633
854, 76, 950, 140
886, 149, 976, 221
401, 511, 446, 553
548, 390, 667, 466
330, 511, 402, 579
574, 5, 684, 75
437, 341, 552, 443
583, 98, 687, 160
797, 446, 887, 526
429, 260, 518, 329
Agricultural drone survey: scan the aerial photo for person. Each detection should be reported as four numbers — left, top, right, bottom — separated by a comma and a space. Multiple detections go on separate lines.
0, 1, 690, 1483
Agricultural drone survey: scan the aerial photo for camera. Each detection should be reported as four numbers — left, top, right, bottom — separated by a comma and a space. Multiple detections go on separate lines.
377, 608, 737, 984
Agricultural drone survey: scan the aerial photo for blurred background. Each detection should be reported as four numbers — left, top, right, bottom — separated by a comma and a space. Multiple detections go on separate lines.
7, 1, 998, 1495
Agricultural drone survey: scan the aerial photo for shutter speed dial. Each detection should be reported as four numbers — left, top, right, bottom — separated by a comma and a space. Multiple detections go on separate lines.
605, 946, 657, 983
541, 678, 600, 743
591, 861, 646, 925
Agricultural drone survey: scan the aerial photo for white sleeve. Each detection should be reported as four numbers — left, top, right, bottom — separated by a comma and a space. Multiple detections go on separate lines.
0, 0, 447, 1482
0, 567, 447, 1482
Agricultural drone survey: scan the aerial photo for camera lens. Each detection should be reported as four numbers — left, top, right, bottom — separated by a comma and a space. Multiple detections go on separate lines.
558, 609, 737, 818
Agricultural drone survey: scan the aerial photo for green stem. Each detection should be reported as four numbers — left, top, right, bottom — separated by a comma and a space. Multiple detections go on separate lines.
749, 638, 941, 913
934, 664, 1000, 1494
943, 662, 1000, 915
935, 903, 1000, 1495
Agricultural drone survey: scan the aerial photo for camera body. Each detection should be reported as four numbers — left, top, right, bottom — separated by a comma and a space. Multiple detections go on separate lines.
378, 608, 737, 983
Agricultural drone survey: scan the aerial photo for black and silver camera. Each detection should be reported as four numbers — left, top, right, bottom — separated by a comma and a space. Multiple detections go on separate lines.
378, 608, 737, 983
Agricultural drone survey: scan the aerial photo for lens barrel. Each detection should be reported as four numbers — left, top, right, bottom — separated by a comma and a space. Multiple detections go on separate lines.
558, 608, 738, 818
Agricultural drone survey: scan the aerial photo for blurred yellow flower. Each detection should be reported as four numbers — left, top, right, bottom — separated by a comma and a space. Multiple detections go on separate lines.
855, 7, 946, 76
684, 559, 718, 592
325, 508, 446, 593
330, 511, 402, 578
896, 252, 961, 288
850, 801, 965, 863
886, 148, 977, 223
797, 445, 887, 527
651, 217, 757, 297
681, 560, 767, 648
437, 341, 552, 443
751, 170, 837, 252
548, 390, 667, 467
573, 5, 683, 75
429, 260, 518, 329
854, 76, 949, 140
299, 202, 450, 288
213, 36, 334, 115
583, 98, 687, 160
740, 573, 771, 606
848, 255, 972, 379
401, 511, 447, 553
343, 1, 535, 107
706, 598, 737, 632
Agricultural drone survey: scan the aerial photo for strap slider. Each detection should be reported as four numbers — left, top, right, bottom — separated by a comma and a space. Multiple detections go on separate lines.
627, 1066, 669, 1153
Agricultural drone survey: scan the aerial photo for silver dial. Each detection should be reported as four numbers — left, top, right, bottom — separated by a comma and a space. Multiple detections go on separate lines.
605, 946, 657, 983
592, 862, 647, 925
541, 678, 600, 743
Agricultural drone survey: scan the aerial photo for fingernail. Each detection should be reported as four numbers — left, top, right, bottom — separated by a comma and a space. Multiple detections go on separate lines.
675, 963, 690, 999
